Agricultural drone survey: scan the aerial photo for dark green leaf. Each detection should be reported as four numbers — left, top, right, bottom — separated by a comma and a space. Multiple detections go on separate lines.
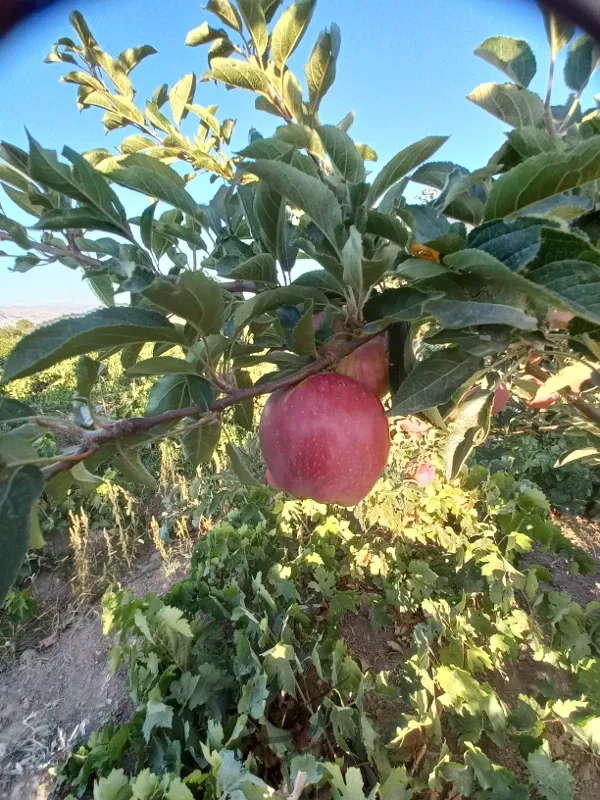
272, 0, 316, 69
366, 210, 409, 247
366, 135, 448, 208
542, 6, 574, 56
277, 204, 298, 273
0, 397, 35, 424
228, 253, 278, 283
233, 370, 254, 430
86, 273, 115, 307
114, 443, 157, 490
304, 23, 341, 114
424, 298, 537, 330
467, 217, 551, 271
411, 160, 461, 190
126, 356, 200, 376
389, 349, 483, 416
292, 302, 316, 356
363, 287, 436, 333
341, 225, 363, 294
75, 355, 103, 398
474, 36, 536, 87
484, 138, 600, 221
246, 159, 344, 254
104, 154, 201, 218
226, 442, 261, 486
317, 125, 365, 183
0, 214, 29, 249
145, 374, 213, 416
254, 180, 282, 256
564, 35, 598, 93
34, 207, 127, 236
234, 285, 327, 329
291, 269, 345, 294
467, 83, 545, 128
1, 307, 181, 384
238, 138, 295, 159
118, 44, 157, 73
181, 420, 221, 468
0, 466, 44, 604
143, 272, 224, 334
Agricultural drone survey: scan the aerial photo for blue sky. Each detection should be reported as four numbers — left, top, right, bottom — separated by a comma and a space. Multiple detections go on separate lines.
0, 0, 595, 304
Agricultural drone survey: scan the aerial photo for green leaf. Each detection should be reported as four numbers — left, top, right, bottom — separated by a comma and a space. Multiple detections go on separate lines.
292, 303, 317, 356
114, 443, 157, 490
365, 210, 409, 247
233, 370, 254, 431
204, 57, 270, 95
272, 0, 316, 69
144, 272, 224, 334
366, 135, 448, 208
34, 207, 127, 236
389, 349, 483, 416
355, 143, 377, 162
228, 253, 278, 284
238, 671, 269, 720
166, 779, 194, 800
27, 136, 131, 239
94, 769, 131, 800
234, 285, 327, 329
169, 73, 196, 125
126, 356, 199, 376
474, 36, 536, 87
444, 390, 493, 480
75, 355, 103, 398
484, 137, 600, 221
1, 308, 182, 384
226, 442, 261, 487
118, 44, 157, 73
104, 154, 200, 218
0, 467, 43, 604
411, 160, 460, 190
363, 287, 436, 333
181, 420, 220, 468
186, 22, 228, 46
304, 23, 341, 114
142, 690, 174, 741
145, 374, 213, 416
467, 82, 545, 128
237, 0, 268, 56
379, 767, 415, 800
542, 6, 574, 56
0, 214, 29, 249
424, 298, 537, 330
246, 160, 344, 253
239, 138, 295, 159
0, 397, 35, 424
317, 125, 365, 183
527, 741, 574, 800
564, 35, 598, 93
264, 641, 296, 696
277, 203, 299, 273
341, 226, 363, 295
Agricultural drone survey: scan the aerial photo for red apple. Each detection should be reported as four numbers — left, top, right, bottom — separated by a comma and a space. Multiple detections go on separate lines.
546, 310, 574, 330
527, 377, 559, 409
408, 462, 436, 487
337, 335, 389, 398
398, 417, 430, 436
492, 383, 510, 414
259, 373, 390, 506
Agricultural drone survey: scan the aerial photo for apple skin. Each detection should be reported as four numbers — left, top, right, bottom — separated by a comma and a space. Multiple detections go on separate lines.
259, 373, 390, 506
337, 335, 389, 398
492, 383, 510, 414
409, 462, 436, 487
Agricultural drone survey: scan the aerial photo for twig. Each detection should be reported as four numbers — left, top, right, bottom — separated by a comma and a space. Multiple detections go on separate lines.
41, 332, 379, 479
0, 232, 259, 294
282, 772, 308, 800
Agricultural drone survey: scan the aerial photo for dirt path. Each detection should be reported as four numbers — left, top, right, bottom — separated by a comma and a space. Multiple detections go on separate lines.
0, 552, 188, 800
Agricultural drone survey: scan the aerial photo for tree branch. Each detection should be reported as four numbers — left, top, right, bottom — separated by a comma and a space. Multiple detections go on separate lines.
42, 332, 379, 479
0, 232, 259, 293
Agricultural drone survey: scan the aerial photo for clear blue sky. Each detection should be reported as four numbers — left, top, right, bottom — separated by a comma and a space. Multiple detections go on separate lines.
0, 0, 595, 304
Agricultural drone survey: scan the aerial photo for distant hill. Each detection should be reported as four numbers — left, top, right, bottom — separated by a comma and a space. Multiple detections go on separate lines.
0, 304, 99, 327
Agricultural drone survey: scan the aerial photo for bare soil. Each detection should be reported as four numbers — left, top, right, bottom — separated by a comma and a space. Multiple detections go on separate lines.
0, 552, 188, 800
